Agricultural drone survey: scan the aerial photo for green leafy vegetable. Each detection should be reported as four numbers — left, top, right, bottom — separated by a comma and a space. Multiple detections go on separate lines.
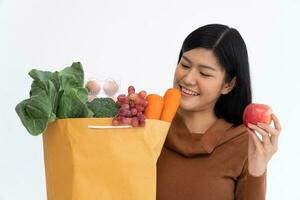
30, 80, 58, 114
58, 62, 84, 91
15, 91, 55, 136
15, 62, 93, 136
57, 88, 93, 118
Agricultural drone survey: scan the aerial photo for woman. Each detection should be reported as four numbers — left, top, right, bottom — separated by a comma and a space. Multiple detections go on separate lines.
156, 24, 281, 200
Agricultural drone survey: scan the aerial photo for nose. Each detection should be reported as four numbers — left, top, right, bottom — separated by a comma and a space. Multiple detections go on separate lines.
182, 68, 197, 86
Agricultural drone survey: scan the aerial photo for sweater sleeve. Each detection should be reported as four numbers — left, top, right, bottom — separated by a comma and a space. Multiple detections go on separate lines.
235, 159, 266, 200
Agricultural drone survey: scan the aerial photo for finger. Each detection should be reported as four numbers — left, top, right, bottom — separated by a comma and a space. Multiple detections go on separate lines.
247, 128, 264, 151
248, 123, 271, 147
248, 129, 255, 151
272, 113, 282, 132
257, 122, 279, 147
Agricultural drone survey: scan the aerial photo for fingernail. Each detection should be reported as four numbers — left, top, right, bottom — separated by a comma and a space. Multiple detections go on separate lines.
248, 123, 253, 127
257, 122, 263, 127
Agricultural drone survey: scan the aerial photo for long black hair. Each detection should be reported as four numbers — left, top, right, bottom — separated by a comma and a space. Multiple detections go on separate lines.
178, 24, 252, 126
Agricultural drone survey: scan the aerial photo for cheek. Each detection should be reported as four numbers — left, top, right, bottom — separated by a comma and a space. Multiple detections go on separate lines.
199, 80, 224, 98
174, 66, 184, 82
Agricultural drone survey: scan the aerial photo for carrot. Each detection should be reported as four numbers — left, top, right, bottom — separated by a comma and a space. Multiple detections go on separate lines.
160, 88, 181, 122
144, 94, 164, 120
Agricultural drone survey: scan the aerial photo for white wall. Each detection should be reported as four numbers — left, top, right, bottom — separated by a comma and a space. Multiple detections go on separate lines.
0, 0, 299, 199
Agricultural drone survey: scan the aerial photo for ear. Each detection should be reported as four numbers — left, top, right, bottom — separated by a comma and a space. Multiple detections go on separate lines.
221, 76, 237, 95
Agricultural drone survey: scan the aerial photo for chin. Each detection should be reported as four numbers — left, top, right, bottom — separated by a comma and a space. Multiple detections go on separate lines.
179, 103, 198, 112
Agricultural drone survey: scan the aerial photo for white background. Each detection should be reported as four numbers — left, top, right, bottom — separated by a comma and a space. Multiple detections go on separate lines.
0, 0, 299, 199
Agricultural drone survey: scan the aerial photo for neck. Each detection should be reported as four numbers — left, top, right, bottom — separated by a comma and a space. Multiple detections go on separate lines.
178, 108, 218, 134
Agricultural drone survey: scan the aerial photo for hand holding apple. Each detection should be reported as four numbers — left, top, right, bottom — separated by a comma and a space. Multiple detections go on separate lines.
243, 103, 282, 177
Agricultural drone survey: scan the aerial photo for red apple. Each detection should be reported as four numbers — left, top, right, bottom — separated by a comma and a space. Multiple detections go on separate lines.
243, 103, 273, 128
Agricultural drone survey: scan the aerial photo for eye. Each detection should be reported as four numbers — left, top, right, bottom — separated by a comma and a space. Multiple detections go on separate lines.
181, 63, 190, 69
200, 72, 211, 77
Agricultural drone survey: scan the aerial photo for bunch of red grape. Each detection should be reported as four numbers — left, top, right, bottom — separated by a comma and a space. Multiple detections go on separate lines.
112, 86, 148, 127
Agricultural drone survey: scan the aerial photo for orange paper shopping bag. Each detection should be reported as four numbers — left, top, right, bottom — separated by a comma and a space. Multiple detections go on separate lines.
43, 118, 171, 200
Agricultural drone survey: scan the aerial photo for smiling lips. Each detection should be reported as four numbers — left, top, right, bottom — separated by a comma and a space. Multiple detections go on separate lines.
179, 85, 200, 96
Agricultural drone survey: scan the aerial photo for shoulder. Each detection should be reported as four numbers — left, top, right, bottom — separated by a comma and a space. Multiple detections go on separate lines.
218, 119, 249, 147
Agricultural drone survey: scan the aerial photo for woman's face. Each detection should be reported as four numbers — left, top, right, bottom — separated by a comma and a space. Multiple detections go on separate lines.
173, 48, 235, 112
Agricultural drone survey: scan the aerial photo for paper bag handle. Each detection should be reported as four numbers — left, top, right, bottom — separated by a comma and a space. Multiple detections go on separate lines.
87, 125, 132, 129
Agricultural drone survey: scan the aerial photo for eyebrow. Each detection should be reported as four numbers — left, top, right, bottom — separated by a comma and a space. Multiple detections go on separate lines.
181, 55, 216, 71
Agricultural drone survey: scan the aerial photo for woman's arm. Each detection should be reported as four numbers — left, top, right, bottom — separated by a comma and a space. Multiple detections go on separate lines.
236, 113, 281, 199
235, 159, 266, 200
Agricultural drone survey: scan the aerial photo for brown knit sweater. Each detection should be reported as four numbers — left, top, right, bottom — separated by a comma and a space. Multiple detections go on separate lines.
156, 112, 266, 200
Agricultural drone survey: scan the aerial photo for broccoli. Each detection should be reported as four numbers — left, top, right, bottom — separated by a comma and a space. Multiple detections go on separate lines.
87, 97, 119, 118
